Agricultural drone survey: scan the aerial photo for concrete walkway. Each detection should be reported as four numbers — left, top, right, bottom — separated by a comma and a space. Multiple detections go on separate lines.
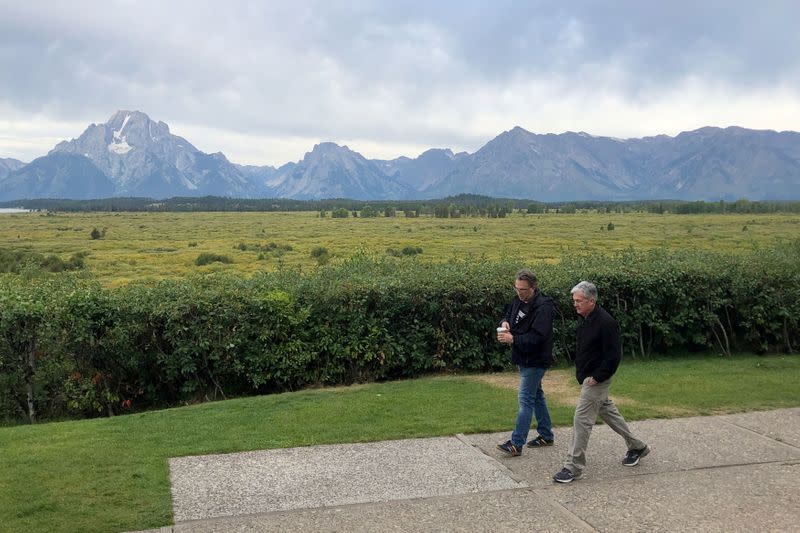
139, 408, 800, 532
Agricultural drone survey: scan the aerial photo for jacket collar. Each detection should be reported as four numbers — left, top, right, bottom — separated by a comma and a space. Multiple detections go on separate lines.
580, 304, 601, 324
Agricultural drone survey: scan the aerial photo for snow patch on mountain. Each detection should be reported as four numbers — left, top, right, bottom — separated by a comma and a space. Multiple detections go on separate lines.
108, 140, 132, 154
113, 114, 131, 141
108, 113, 133, 154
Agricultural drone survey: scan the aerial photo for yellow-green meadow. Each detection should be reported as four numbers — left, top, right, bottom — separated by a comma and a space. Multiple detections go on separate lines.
2, 210, 798, 286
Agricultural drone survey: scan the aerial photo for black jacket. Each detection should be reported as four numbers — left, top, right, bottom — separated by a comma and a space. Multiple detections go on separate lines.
574, 305, 621, 384
501, 291, 554, 368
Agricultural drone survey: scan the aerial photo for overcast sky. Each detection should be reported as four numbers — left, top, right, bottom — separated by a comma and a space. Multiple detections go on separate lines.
2, 0, 799, 166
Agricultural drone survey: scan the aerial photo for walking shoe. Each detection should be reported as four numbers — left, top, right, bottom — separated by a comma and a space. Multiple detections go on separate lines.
526, 435, 554, 448
553, 468, 582, 483
497, 440, 522, 456
622, 445, 650, 467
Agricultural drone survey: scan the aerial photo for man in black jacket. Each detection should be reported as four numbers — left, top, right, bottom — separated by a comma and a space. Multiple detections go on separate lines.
553, 281, 649, 483
496, 269, 555, 456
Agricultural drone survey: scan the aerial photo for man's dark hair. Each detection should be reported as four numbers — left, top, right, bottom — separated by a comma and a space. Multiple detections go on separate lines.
516, 269, 538, 288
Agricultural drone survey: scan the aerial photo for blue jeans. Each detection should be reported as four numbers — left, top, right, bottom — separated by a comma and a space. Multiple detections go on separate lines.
511, 365, 554, 447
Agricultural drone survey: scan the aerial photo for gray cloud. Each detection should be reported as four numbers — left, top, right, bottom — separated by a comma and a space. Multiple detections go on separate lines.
1, 0, 799, 165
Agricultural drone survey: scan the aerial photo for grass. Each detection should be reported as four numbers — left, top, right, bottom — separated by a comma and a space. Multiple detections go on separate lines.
611, 355, 800, 416
2, 211, 799, 286
0, 353, 797, 532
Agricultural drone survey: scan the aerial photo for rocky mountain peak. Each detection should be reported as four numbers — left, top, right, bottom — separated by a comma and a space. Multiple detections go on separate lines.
29, 111, 255, 198
0, 157, 26, 180
266, 141, 413, 200
418, 148, 455, 160
301, 142, 367, 173
312, 141, 341, 151
107, 109, 149, 125
508, 125, 531, 135
102, 110, 173, 153
307, 142, 356, 159
480, 125, 538, 156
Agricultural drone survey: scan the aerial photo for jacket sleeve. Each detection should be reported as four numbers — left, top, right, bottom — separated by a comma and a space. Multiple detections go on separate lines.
512, 298, 554, 352
593, 317, 621, 382
501, 299, 516, 327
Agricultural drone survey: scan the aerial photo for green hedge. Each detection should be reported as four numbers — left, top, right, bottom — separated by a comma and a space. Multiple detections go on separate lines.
1, 246, 798, 424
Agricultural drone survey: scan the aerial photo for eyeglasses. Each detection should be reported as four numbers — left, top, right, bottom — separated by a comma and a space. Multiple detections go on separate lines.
514, 285, 533, 293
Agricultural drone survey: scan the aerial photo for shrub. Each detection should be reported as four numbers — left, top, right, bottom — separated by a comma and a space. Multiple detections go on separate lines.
39, 251, 88, 272
0, 249, 34, 273
195, 253, 233, 266
266, 242, 293, 252
0, 248, 86, 274
360, 205, 379, 218
310, 246, 329, 258
310, 246, 330, 265
401, 246, 423, 256
1, 245, 798, 424
0, 276, 83, 423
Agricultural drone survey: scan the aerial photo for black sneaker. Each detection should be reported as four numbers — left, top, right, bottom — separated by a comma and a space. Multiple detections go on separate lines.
497, 440, 522, 456
553, 468, 582, 483
622, 445, 650, 467
526, 435, 554, 448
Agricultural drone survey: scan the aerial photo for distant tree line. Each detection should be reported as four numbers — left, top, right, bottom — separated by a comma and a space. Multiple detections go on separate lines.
3, 195, 799, 215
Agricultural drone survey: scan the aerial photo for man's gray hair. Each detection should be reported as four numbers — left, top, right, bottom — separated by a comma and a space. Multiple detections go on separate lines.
571, 281, 598, 300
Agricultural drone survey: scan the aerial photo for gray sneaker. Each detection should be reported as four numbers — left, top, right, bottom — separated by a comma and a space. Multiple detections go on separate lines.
553, 468, 582, 483
623, 445, 650, 467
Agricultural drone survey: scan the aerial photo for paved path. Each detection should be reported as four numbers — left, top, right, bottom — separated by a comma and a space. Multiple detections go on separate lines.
136, 408, 800, 532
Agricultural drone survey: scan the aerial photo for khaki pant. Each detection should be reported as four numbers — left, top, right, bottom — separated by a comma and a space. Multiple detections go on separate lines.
564, 378, 646, 475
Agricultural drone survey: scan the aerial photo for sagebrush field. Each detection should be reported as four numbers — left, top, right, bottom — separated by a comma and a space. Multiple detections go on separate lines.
2, 210, 799, 286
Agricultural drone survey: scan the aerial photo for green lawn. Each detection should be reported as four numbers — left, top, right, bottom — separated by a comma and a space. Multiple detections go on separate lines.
0, 353, 797, 532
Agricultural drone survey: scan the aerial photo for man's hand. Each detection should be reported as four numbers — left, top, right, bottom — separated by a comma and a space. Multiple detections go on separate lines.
497, 331, 514, 344
583, 376, 598, 386
496, 321, 512, 344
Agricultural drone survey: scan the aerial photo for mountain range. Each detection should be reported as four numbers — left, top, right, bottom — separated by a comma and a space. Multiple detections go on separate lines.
2, 110, 800, 201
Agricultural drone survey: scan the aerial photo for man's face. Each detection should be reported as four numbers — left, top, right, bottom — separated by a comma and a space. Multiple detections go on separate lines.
514, 280, 534, 302
572, 293, 595, 317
